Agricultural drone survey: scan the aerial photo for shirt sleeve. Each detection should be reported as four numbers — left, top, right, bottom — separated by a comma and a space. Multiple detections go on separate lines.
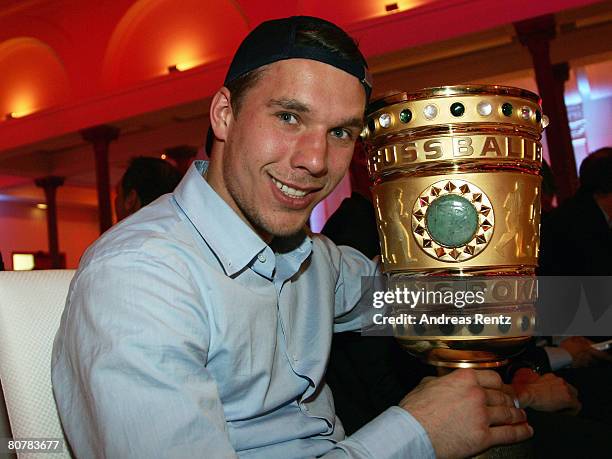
328, 240, 383, 333
51, 250, 238, 459
544, 346, 573, 370
322, 407, 435, 459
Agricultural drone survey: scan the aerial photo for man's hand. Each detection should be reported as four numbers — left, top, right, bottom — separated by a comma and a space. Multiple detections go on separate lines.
510, 368, 581, 415
560, 336, 612, 368
399, 369, 532, 459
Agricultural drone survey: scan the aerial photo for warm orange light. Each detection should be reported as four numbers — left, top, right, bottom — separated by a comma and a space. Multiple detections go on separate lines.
167, 61, 201, 73
160, 153, 167, 160
164, 40, 206, 75
36, 203, 48, 210
6, 92, 37, 119
6, 109, 34, 120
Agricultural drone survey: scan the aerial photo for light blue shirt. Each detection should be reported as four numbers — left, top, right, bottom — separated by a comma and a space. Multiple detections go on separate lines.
52, 161, 434, 459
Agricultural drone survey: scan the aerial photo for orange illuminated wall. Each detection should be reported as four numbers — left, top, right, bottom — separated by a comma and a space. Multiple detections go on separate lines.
0, 202, 99, 270
0, 37, 70, 119
102, 0, 249, 89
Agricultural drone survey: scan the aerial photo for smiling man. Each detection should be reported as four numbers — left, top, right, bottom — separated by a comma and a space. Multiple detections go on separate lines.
52, 16, 531, 459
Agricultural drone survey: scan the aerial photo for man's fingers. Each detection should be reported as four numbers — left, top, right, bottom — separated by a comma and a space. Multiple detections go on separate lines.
487, 423, 533, 447
487, 406, 527, 426
485, 389, 514, 407
474, 369, 503, 390
516, 389, 534, 409
512, 368, 540, 384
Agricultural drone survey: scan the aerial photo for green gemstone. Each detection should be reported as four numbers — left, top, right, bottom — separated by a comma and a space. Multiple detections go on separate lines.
502, 102, 513, 117
399, 108, 412, 123
450, 102, 465, 117
425, 194, 479, 247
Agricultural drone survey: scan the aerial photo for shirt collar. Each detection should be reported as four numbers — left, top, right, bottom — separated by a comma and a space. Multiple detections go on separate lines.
173, 161, 313, 277
173, 161, 268, 276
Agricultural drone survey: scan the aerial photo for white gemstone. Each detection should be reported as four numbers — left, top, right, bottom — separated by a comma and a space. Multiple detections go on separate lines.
477, 101, 492, 116
379, 113, 392, 128
520, 106, 532, 120
541, 114, 550, 129
423, 104, 438, 120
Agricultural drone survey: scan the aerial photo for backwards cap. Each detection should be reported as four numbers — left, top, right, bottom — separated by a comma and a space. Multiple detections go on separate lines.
224, 16, 372, 99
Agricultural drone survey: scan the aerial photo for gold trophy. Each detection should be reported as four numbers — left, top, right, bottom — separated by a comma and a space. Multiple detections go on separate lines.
363, 85, 546, 369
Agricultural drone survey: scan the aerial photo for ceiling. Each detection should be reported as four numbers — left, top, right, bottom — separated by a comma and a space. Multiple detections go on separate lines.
0, 0, 610, 208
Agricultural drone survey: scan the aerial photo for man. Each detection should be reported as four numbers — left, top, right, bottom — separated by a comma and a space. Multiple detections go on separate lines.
52, 17, 531, 458
114, 156, 182, 221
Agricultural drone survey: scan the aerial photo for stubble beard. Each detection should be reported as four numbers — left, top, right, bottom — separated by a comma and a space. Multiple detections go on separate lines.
224, 168, 308, 241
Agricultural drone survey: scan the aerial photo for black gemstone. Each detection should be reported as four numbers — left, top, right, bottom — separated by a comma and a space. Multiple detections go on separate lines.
439, 324, 455, 335
450, 102, 465, 117
468, 323, 485, 335
498, 322, 511, 334
502, 103, 513, 117
367, 118, 376, 134
535, 110, 542, 123
399, 108, 412, 123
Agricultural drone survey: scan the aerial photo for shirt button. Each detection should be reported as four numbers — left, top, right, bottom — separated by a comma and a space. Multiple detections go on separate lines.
257, 253, 266, 263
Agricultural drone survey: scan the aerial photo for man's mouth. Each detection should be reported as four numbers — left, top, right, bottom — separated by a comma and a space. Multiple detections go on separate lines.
271, 177, 309, 198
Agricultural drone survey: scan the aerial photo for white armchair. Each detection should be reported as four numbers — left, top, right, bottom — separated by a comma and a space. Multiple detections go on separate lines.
0, 270, 75, 458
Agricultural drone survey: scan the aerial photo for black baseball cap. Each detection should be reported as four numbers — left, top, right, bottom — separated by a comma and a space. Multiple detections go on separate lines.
224, 16, 372, 99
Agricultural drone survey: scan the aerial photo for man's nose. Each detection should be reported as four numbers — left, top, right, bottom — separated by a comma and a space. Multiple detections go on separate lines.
290, 130, 328, 177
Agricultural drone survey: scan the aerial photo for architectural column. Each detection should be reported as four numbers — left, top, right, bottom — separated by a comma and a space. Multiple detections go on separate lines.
515, 15, 578, 203
34, 176, 65, 269
81, 125, 120, 233
165, 145, 197, 175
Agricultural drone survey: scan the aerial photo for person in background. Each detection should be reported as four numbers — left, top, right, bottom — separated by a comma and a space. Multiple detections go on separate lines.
537, 147, 612, 428
539, 147, 612, 276
114, 156, 182, 221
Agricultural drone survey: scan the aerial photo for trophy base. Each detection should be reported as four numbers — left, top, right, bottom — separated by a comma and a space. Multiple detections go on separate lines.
396, 336, 529, 369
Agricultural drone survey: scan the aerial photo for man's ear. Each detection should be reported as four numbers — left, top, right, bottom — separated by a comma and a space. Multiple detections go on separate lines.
209, 87, 233, 142
125, 189, 141, 213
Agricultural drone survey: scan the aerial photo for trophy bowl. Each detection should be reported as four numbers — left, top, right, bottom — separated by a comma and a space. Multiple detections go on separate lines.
363, 85, 546, 368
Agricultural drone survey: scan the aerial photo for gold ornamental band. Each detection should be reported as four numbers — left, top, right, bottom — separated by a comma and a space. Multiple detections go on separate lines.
368, 133, 542, 178
363, 85, 544, 141
372, 172, 541, 272
388, 276, 538, 308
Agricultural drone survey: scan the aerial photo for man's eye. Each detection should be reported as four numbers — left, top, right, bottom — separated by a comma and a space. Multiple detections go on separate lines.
330, 128, 351, 140
278, 113, 298, 124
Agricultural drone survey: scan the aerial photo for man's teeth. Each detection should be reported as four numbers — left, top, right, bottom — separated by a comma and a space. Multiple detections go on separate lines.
272, 178, 307, 198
